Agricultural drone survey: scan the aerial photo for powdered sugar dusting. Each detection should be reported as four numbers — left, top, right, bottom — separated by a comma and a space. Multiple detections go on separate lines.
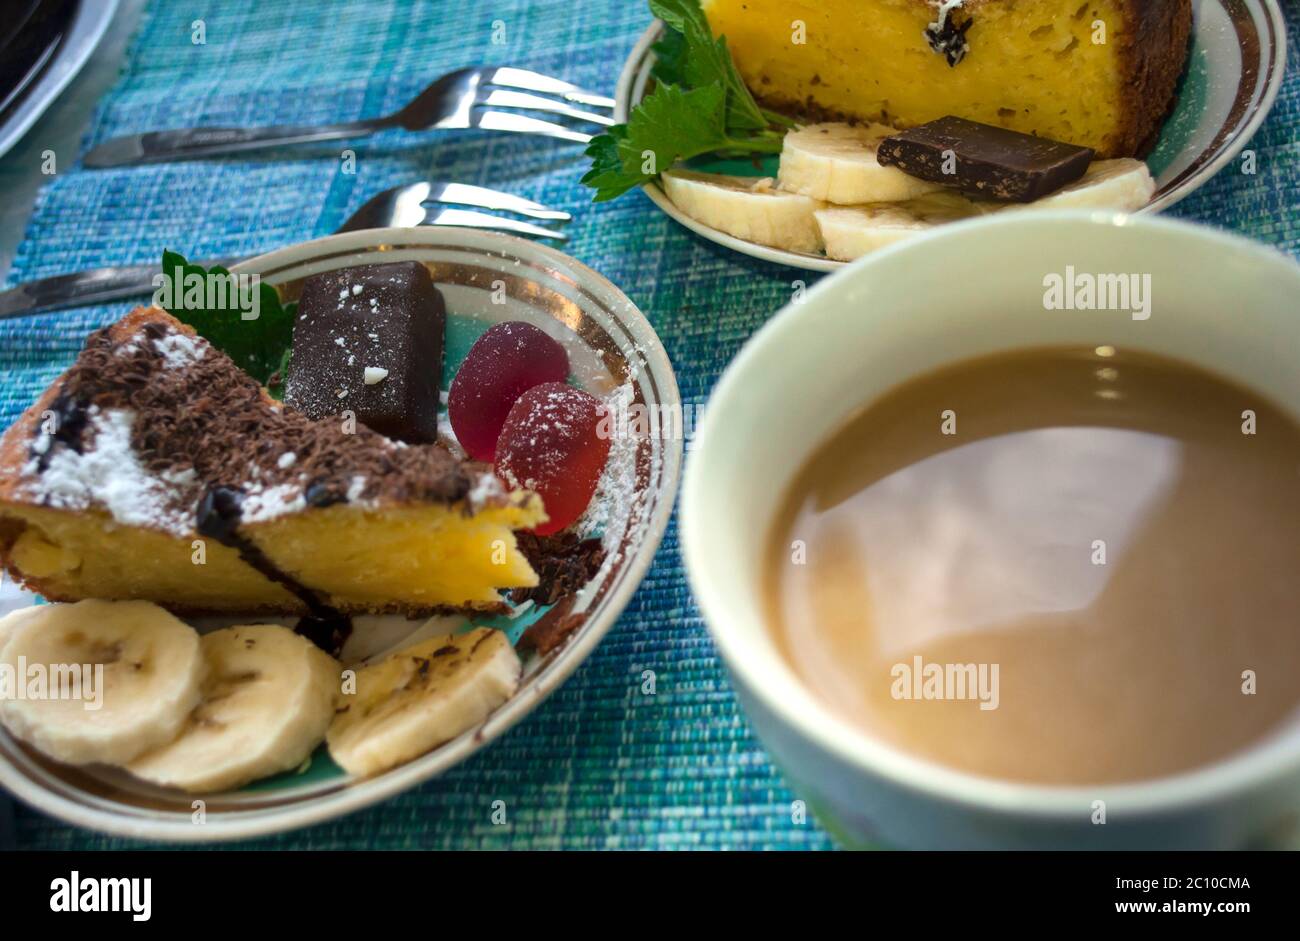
21, 408, 195, 536
240, 482, 306, 523
576, 382, 652, 562
346, 475, 369, 503
152, 332, 207, 370
436, 408, 466, 460
467, 470, 505, 511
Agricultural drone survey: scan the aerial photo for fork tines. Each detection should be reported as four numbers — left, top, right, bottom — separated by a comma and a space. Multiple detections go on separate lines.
465, 66, 616, 145
482, 66, 616, 110
341, 180, 571, 241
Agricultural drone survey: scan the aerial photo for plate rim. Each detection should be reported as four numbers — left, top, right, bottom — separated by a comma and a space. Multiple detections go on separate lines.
0, 0, 121, 161
1146, 0, 1288, 212
616, 1, 1289, 272
0, 226, 683, 842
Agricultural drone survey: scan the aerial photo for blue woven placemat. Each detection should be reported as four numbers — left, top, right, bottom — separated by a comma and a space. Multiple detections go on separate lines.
2, 0, 1297, 850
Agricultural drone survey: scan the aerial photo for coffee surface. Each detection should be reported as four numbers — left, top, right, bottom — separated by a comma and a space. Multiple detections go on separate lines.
765, 347, 1300, 785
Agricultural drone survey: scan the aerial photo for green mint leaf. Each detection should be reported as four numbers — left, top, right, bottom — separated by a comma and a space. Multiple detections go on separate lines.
157, 251, 295, 386
267, 346, 293, 401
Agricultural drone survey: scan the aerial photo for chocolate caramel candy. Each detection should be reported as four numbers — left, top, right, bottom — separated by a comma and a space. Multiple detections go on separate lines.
285, 261, 445, 443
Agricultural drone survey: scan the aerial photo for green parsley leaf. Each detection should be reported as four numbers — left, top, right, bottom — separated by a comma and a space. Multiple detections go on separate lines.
619, 83, 728, 185
580, 125, 639, 202
647, 0, 766, 131
158, 250, 296, 386
649, 28, 687, 87
583, 82, 784, 201
583, 0, 790, 202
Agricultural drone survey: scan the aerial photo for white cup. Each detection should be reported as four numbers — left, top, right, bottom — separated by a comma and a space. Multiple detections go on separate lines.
682, 211, 1300, 849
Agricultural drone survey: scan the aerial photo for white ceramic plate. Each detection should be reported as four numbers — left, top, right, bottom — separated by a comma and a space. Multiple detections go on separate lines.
0, 227, 682, 841
0, 0, 120, 161
616, 1, 1289, 272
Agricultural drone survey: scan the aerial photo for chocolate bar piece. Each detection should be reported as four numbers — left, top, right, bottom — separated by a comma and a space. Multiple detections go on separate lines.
877, 116, 1094, 203
285, 261, 445, 443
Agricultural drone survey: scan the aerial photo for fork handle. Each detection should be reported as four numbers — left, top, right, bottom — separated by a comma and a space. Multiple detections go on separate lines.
83, 119, 394, 168
0, 258, 243, 319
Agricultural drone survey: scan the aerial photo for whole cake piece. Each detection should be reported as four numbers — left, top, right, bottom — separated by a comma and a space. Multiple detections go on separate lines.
701, 0, 1193, 157
0, 308, 544, 616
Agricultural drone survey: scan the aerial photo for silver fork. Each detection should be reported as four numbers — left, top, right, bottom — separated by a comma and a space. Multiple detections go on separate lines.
0, 181, 570, 318
84, 66, 615, 168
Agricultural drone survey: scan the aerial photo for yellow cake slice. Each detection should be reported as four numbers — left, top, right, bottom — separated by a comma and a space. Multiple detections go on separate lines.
702, 0, 1192, 157
0, 308, 544, 616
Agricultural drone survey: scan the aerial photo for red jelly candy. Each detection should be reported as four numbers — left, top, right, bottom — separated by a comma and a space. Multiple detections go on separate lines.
448, 321, 569, 461
495, 383, 611, 536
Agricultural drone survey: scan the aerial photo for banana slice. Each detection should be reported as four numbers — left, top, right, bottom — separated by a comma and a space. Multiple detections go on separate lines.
338, 613, 469, 667
662, 170, 824, 253
778, 122, 944, 205
0, 605, 45, 659
0, 600, 203, 766
126, 625, 339, 793
327, 627, 520, 778
1030, 158, 1156, 211
816, 192, 991, 261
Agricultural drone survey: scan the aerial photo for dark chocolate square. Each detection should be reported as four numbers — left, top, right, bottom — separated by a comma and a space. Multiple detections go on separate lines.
877, 116, 1095, 203
284, 261, 445, 443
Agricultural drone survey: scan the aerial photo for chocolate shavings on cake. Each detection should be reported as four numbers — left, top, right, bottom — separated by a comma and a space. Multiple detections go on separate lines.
510, 531, 606, 608
19, 310, 487, 537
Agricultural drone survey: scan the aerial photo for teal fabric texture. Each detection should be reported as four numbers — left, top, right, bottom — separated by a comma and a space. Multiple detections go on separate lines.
2, 0, 1297, 849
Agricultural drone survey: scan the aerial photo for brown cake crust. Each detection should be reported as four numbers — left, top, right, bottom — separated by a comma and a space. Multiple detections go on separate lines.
1116, 0, 1193, 157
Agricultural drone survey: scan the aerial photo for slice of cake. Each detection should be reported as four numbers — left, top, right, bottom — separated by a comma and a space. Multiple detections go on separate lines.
0, 307, 544, 616
701, 0, 1192, 157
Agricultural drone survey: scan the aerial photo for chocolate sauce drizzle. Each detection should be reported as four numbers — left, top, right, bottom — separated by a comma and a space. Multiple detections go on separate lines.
196, 485, 352, 656
32, 393, 91, 472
